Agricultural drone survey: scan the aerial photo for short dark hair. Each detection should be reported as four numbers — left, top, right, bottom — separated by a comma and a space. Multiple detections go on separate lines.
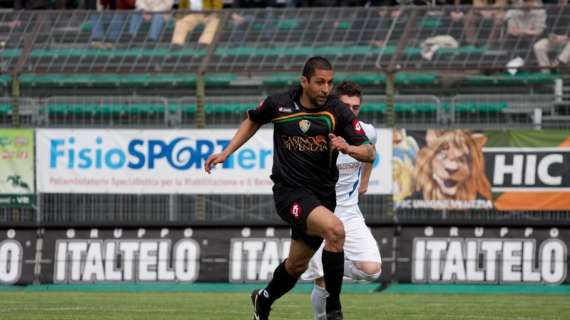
302, 56, 333, 79
335, 80, 362, 99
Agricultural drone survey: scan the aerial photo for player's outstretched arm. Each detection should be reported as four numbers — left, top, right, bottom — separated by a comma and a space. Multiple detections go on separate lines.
329, 133, 375, 163
205, 118, 261, 173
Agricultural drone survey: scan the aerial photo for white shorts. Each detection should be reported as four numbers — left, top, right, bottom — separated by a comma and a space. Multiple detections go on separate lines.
301, 205, 382, 281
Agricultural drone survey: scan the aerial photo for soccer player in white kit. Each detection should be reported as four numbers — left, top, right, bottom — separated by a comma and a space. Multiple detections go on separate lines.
302, 81, 382, 320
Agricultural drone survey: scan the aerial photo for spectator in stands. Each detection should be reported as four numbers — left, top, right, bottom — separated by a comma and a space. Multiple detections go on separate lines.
533, 0, 570, 73
463, 0, 508, 46
90, 0, 136, 49
503, 0, 546, 68
170, 0, 223, 49
129, 0, 174, 43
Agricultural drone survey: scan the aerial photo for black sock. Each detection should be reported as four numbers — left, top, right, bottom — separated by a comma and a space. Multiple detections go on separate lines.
322, 250, 344, 313
258, 260, 298, 310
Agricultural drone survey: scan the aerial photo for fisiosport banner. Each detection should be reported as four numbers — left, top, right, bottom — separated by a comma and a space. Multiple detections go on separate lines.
0, 229, 36, 285
0, 129, 34, 207
39, 227, 394, 284
397, 226, 569, 284
393, 129, 570, 210
36, 129, 392, 194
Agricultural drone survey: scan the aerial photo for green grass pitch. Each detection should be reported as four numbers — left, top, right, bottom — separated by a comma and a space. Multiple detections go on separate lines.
1, 292, 569, 320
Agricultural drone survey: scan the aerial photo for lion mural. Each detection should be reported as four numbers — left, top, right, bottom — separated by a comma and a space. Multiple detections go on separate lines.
393, 129, 419, 202
413, 130, 492, 204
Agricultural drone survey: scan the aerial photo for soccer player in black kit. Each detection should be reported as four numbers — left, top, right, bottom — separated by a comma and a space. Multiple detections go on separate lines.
205, 56, 375, 320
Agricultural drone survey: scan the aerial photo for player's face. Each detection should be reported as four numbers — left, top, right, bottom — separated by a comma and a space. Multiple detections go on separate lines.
301, 69, 334, 107
339, 95, 362, 117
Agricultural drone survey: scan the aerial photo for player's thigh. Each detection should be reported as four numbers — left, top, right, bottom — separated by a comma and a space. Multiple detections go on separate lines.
305, 205, 344, 239
342, 215, 381, 263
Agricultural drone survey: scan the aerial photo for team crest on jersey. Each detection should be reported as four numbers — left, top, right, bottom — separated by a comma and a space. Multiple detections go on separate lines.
352, 119, 364, 134
299, 119, 311, 133
290, 202, 302, 219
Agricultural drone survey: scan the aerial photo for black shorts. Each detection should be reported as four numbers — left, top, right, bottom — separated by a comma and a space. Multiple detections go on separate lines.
273, 184, 336, 251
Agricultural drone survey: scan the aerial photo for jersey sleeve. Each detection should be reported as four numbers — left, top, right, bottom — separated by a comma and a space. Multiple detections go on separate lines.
247, 96, 278, 125
362, 122, 378, 145
335, 102, 370, 146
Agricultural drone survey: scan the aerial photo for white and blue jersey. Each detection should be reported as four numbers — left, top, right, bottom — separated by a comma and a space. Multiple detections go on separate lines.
335, 121, 377, 208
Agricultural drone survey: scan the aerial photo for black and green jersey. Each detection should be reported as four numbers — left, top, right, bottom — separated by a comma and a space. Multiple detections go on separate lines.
247, 86, 370, 195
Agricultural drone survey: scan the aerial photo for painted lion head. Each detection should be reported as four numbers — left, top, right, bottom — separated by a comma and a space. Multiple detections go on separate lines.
414, 130, 491, 202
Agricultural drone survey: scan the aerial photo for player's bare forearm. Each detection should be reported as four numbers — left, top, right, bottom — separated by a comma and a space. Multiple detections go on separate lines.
346, 144, 375, 163
222, 117, 261, 157
205, 118, 260, 173
358, 162, 373, 195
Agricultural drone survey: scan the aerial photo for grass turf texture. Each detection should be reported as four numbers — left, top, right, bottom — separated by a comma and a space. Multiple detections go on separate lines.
0, 291, 569, 320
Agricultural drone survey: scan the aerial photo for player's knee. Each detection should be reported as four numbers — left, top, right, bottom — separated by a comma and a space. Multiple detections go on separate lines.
325, 220, 345, 245
355, 262, 382, 281
362, 262, 382, 280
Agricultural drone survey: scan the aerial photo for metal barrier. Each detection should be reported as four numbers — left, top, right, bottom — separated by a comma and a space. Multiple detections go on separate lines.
2, 94, 564, 129
36, 96, 170, 128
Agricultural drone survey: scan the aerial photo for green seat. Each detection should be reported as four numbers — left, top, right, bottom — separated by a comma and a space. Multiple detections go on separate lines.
263, 72, 436, 86
204, 73, 236, 86
46, 103, 164, 115
28, 47, 206, 58
20, 73, 202, 88
465, 72, 558, 85
0, 49, 21, 59
80, 22, 92, 32
0, 103, 12, 115
205, 103, 251, 114
439, 45, 488, 55
0, 74, 11, 87
169, 103, 197, 113
396, 103, 438, 113
454, 102, 508, 113
395, 72, 439, 85
360, 103, 438, 113
168, 103, 250, 114
216, 45, 382, 58
277, 19, 298, 30
336, 21, 352, 29
419, 16, 442, 29
336, 73, 385, 85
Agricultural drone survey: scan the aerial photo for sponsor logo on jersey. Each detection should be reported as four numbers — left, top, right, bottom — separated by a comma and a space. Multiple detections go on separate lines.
299, 120, 311, 134
278, 106, 293, 113
282, 135, 328, 152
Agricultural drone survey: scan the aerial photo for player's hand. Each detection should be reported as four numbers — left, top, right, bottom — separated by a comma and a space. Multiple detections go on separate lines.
205, 152, 227, 174
329, 133, 350, 154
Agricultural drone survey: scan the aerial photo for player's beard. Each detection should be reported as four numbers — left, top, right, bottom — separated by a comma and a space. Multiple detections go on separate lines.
310, 94, 326, 107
